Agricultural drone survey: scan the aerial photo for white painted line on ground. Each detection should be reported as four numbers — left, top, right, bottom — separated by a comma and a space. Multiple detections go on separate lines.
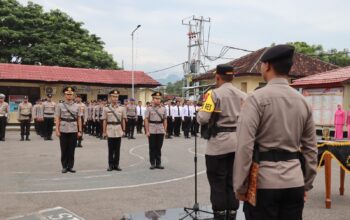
1, 170, 206, 194
127, 144, 147, 167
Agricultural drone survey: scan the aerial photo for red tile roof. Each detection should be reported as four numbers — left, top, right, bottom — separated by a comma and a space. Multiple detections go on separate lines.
0, 63, 160, 87
291, 66, 350, 87
193, 48, 338, 81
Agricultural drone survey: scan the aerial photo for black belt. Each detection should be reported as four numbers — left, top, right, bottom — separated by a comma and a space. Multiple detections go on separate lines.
44, 113, 54, 115
21, 114, 31, 116
217, 127, 236, 133
60, 118, 76, 122
107, 122, 121, 125
149, 120, 163, 124
128, 117, 136, 119
260, 150, 299, 162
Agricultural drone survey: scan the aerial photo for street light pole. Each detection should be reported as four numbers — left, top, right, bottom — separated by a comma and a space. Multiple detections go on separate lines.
131, 24, 141, 99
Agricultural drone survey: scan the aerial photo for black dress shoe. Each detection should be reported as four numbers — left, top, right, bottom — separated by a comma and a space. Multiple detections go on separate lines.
131, 137, 136, 139
25, 137, 30, 141
107, 166, 113, 171
150, 165, 156, 170
67, 168, 76, 173
20, 137, 24, 141
0, 138, 5, 141
114, 166, 122, 171
156, 165, 164, 169
62, 168, 68, 173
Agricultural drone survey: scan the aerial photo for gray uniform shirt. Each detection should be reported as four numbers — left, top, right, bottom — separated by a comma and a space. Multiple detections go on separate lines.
0, 102, 9, 117
77, 102, 88, 123
18, 102, 33, 121
233, 78, 317, 193
197, 82, 247, 155
43, 101, 56, 118
32, 104, 44, 119
145, 105, 167, 134
101, 105, 126, 138
55, 101, 81, 133
126, 104, 137, 118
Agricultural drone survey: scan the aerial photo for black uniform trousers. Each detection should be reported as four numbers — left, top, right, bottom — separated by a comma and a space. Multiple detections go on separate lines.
59, 132, 77, 169
125, 119, 129, 137
0, 116, 7, 140
127, 117, 136, 138
77, 117, 84, 145
136, 116, 143, 133
173, 117, 182, 136
148, 133, 164, 165
166, 116, 173, 137
87, 119, 93, 134
183, 116, 192, 138
205, 153, 239, 212
191, 116, 200, 135
95, 120, 101, 137
43, 117, 54, 138
244, 187, 304, 220
20, 120, 31, 137
107, 137, 121, 167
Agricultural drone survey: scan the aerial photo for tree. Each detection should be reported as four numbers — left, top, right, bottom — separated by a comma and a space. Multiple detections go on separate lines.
0, 0, 118, 69
165, 79, 183, 96
287, 42, 350, 67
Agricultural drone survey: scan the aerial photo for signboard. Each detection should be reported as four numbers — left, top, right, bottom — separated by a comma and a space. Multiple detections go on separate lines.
8, 95, 26, 112
302, 88, 343, 126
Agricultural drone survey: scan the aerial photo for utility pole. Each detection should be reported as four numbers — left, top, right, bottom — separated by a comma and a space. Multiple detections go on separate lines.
131, 24, 141, 99
182, 16, 210, 99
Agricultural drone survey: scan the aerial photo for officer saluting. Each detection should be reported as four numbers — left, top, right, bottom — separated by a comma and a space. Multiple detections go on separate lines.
55, 87, 83, 173
234, 45, 317, 220
102, 90, 126, 171
18, 96, 33, 141
197, 64, 247, 220
144, 92, 167, 170
43, 94, 56, 140
0, 94, 9, 141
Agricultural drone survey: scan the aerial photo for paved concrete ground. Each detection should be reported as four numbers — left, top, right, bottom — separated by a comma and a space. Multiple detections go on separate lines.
1, 131, 350, 220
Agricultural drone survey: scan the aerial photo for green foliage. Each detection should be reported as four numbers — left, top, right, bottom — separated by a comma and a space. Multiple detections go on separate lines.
287, 42, 350, 67
165, 79, 183, 96
0, 0, 118, 69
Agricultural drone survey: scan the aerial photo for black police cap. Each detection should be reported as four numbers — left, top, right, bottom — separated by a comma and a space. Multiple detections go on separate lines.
63, 86, 75, 94
109, 90, 120, 96
215, 64, 234, 75
151, 92, 162, 97
260, 45, 295, 63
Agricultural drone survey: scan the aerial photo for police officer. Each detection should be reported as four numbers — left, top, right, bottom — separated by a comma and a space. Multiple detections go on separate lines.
197, 64, 247, 220
144, 92, 167, 169
234, 45, 318, 220
32, 99, 44, 137
75, 95, 87, 147
136, 101, 145, 134
126, 98, 137, 139
55, 87, 82, 173
102, 90, 126, 171
87, 101, 94, 135
43, 94, 56, 140
165, 100, 174, 139
0, 94, 9, 141
173, 100, 182, 137
93, 100, 102, 138
18, 96, 33, 141
182, 100, 193, 139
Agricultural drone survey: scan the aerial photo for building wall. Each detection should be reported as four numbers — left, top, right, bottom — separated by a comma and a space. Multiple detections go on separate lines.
0, 81, 154, 123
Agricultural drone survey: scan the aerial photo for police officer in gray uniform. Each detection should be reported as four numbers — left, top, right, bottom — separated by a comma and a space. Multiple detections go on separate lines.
197, 64, 247, 220
234, 45, 317, 220
102, 90, 126, 171
18, 96, 33, 141
126, 98, 137, 139
55, 87, 82, 173
0, 94, 9, 141
43, 94, 56, 140
144, 92, 167, 170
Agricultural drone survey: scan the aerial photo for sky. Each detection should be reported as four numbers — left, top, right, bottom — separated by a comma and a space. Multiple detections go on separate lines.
17, 0, 350, 80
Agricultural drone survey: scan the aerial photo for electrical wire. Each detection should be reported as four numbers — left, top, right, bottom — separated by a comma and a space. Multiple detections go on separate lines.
146, 62, 185, 74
